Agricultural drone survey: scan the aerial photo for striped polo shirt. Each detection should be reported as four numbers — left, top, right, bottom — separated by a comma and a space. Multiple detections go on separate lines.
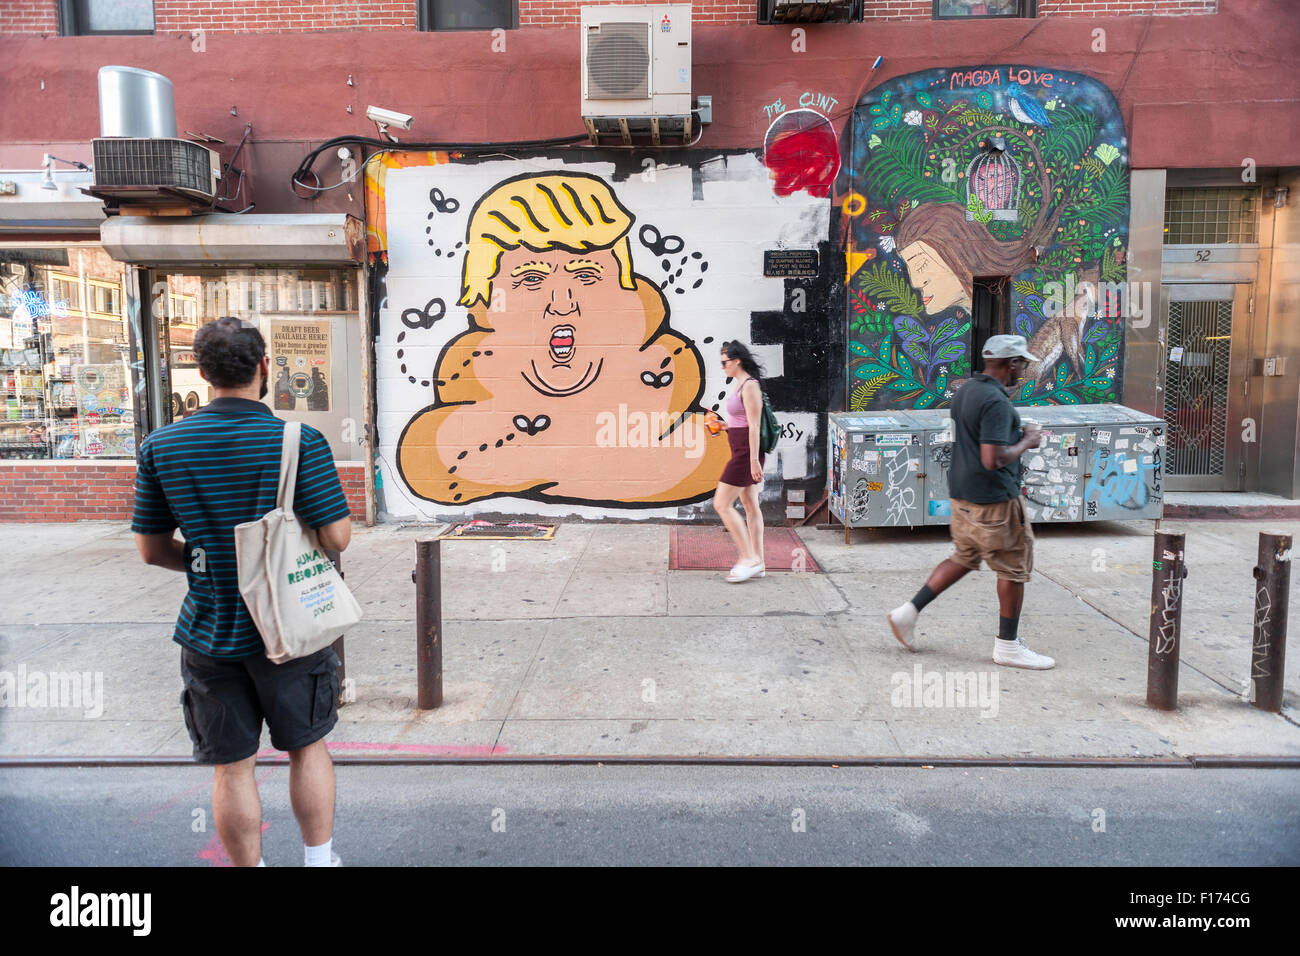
131, 397, 352, 659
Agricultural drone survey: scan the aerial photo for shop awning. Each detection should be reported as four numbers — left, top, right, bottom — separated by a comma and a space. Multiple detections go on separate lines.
0, 172, 106, 232
100, 214, 365, 265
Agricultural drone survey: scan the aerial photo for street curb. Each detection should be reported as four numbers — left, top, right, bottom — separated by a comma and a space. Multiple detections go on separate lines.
3, 754, 1299, 769
1163, 505, 1300, 520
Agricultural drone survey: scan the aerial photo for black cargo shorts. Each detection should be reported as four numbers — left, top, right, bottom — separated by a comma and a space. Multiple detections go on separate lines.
179, 644, 341, 765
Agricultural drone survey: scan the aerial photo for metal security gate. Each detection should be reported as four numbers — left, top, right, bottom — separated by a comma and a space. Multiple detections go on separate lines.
1161, 283, 1252, 491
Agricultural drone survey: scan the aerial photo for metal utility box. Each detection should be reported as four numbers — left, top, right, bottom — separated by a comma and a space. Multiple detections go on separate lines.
829, 404, 1165, 529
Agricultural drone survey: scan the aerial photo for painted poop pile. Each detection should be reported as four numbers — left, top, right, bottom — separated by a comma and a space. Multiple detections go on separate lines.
397, 173, 730, 508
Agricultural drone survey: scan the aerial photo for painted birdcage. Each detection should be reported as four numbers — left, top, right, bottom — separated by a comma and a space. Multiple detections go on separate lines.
965, 146, 1022, 222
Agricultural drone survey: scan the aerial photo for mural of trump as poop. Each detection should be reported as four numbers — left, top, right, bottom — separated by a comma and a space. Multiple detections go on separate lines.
397, 172, 730, 507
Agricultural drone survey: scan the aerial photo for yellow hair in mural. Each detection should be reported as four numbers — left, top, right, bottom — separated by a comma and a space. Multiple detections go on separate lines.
459, 172, 637, 308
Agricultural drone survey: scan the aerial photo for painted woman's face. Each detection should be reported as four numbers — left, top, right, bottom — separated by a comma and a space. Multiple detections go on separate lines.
900, 241, 971, 315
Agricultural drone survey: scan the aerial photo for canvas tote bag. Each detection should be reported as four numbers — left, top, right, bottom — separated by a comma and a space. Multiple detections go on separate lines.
234, 421, 362, 663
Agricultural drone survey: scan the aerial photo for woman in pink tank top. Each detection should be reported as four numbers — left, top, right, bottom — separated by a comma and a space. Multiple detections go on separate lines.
711, 341, 766, 583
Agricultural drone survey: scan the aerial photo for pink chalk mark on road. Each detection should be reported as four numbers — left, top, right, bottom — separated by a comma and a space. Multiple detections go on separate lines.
198, 822, 271, 867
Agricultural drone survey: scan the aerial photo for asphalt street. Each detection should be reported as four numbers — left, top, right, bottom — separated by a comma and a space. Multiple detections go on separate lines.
2, 764, 1296, 866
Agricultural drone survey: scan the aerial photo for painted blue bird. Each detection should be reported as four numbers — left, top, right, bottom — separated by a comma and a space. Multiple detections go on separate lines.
1006, 84, 1053, 127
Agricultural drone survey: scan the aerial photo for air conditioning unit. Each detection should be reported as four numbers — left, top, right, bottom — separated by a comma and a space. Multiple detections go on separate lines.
581, 4, 692, 146
87, 137, 220, 210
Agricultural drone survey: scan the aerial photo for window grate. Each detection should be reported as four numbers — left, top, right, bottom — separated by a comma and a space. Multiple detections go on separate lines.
1163, 188, 1258, 244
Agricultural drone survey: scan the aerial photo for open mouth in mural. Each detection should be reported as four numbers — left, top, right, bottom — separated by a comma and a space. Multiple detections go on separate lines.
549, 325, 575, 365
523, 357, 603, 397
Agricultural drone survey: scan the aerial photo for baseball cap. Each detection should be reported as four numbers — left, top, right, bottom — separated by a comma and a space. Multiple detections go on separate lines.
981, 334, 1040, 362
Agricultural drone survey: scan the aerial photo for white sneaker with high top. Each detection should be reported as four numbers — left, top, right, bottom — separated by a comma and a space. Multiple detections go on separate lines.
887, 602, 919, 651
993, 637, 1055, 669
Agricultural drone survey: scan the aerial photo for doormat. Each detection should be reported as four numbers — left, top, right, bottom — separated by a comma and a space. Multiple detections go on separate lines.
669, 526, 821, 572
437, 520, 557, 540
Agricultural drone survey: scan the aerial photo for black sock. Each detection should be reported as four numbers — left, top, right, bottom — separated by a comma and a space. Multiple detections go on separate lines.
998, 616, 1020, 642
910, 584, 937, 613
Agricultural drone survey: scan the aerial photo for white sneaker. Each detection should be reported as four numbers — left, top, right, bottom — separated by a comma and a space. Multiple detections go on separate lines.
726, 561, 763, 583
329, 853, 343, 867
993, 637, 1055, 670
887, 602, 919, 651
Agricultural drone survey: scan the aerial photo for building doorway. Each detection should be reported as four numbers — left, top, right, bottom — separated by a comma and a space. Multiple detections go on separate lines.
1160, 282, 1253, 491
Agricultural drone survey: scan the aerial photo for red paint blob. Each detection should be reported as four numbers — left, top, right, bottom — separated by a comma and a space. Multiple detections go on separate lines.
763, 110, 840, 199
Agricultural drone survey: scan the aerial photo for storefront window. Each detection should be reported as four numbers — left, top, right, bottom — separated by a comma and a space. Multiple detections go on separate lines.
0, 246, 141, 460
154, 267, 362, 460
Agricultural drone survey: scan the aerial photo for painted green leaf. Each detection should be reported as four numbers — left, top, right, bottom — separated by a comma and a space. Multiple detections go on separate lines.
886, 376, 921, 390
933, 340, 965, 363
850, 341, 875, 357
856, 262, 923, 317
1055, 362, 1069, 388
896, 350, 914, 379
854, 363, 896, 380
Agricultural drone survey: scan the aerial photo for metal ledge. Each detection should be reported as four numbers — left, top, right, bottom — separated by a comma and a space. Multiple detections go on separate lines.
100, 213, 365, 265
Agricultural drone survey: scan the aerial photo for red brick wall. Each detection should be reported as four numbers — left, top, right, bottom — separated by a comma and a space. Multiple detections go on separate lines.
0, 0, 1218, 34
154, 1, 413, 33
0, 461, 368, 522
0, 0, 58, 33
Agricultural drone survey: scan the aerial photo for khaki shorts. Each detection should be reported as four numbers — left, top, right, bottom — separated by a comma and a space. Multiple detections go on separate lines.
949, 497, 1034, 583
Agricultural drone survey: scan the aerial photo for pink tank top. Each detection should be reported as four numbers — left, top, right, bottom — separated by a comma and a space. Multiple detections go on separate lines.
725, 379, 757, 428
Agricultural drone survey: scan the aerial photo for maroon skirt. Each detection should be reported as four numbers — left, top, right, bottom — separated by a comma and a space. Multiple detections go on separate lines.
719, 427, 765, 486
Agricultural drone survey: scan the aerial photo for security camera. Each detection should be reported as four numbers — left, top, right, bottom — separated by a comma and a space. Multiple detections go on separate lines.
365, 106, 413, 130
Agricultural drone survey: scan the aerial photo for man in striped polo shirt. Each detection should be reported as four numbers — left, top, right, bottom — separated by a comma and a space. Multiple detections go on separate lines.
132, 316, 353, 867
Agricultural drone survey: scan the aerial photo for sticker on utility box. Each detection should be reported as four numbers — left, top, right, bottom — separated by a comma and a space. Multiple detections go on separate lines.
876, 433, 913, 446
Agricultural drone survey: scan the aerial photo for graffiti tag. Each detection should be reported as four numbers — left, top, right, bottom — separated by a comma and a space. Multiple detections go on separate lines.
1154, 572, 1181, 656
883, 446, 916, 526
1251, 583, 1271, 682
1084, 450, 1157, 510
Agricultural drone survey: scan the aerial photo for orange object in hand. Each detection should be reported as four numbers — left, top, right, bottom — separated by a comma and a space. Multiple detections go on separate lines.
705, 410, 724, 435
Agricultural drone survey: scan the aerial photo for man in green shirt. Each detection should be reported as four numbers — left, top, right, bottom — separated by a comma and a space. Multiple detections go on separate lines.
887, 335, 1054, 669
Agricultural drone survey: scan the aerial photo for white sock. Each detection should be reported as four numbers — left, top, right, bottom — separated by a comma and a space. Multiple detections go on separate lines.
304, 839, 333, 867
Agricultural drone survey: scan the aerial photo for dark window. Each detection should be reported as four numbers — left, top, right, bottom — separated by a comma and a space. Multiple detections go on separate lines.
60, 0, 155, 35
971, 277, 1011, 370
934, 0, 1035, 19
758, 0, 863, 24
418, 0, 516, 31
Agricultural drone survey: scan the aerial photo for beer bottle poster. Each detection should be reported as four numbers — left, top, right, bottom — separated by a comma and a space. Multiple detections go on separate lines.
270, 320, 331, 412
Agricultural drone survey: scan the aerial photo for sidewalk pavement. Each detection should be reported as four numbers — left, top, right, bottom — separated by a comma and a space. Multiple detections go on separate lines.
1, 517, 1297, 760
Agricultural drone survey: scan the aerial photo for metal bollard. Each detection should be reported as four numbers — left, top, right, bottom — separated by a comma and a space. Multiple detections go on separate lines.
1250, 532, 1292, 713
325, 547, 348, 707
1147, 530, 1187, 711
412, 539, 443, 709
